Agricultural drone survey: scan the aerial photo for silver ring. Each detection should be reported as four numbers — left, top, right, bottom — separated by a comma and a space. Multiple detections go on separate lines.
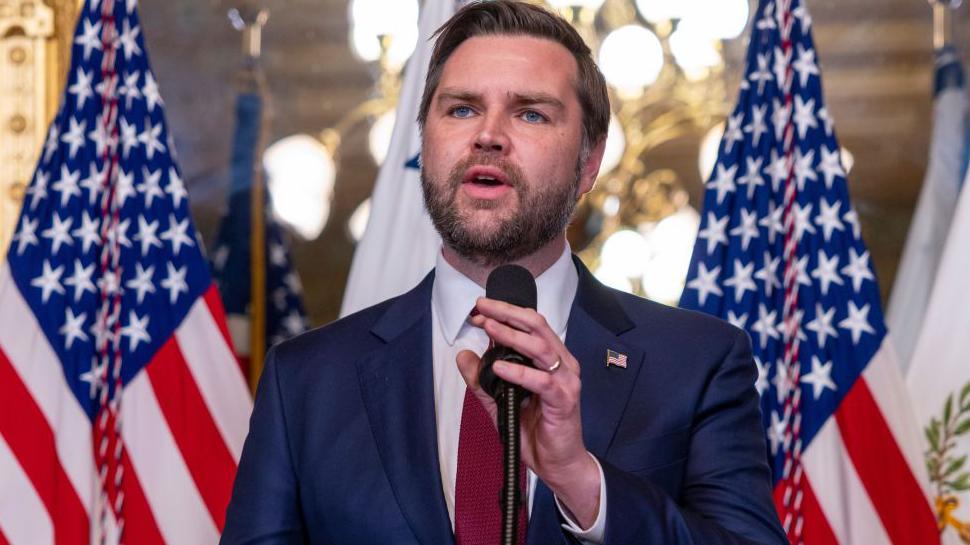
546, 359, 561, 374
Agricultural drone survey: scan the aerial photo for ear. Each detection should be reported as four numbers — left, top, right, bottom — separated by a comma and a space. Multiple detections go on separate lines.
578, 137, 607, 196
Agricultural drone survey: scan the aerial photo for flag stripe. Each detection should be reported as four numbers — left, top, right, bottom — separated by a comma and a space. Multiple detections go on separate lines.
122, 372, 220, 545
835, 378, 940, 545
145, 336, 237, 530
795, 478, 840, 545
0, 434, 53, 545
861, 341, 934, 503
201, 287, 241, 371
0, 349, 87, 545
176, 288, 252, 460
802, 417, 892, 545
0, 265, 94, 510
116, 450, 168, 545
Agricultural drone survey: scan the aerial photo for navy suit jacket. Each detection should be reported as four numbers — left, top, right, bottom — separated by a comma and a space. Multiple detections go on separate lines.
221, 258, 788, 545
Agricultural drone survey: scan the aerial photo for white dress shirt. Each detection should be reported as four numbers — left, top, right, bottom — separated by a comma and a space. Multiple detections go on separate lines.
430, 244, 606, 544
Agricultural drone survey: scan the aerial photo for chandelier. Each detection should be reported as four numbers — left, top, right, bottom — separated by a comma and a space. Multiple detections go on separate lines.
264, 0, 755, 304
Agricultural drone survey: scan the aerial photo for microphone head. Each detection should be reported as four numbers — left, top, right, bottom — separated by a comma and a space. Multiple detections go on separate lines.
485, 264, 537, 310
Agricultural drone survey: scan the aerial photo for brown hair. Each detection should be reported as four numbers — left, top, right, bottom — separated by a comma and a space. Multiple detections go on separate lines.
417, 0, 611, 152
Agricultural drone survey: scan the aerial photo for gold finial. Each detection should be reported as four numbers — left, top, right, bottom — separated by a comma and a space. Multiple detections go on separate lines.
228, 4, 270, 60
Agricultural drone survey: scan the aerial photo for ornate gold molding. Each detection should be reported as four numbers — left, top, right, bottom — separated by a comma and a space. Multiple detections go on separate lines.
0, 0, 78, 255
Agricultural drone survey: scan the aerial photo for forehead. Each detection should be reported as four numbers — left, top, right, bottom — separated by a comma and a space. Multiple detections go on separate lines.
436, 34, 579, 100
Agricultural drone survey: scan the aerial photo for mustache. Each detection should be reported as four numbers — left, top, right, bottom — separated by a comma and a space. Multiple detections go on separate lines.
447, 154, 523, 189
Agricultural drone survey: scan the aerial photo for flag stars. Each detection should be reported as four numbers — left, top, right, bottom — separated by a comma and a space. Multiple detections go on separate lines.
801, 356, 836, 400
768, 410, 788, 456
723, 113, 744, 153
755, 252, 781, 297
126, 263, 156, 304
792, 44, 820, 88
98, 269, 123, 297
79, 360, 107, 399
737, 157, 766, 200
138, 119, 166, 161
727, 310, 749, 329
771, 359, 790, 405
839, 301, 876, 344
730, 208, 760, 251
755, 356, 769, 396
160, 214, 195, 256
61, 116, 87, 159
105, 217, 132, 250
68, 68, 95, 110
79, 162, 106, 207
117, 19, 142, 60
282, 311, 306, 336
818, 146, 846, 189
114, 168, 137, 207
134, 215, 163, 256
12, 217, 39, 255
793, 95, 818, 139
842, 248, 875, 292
764, 148, 788, 192
165, 168, 188, 208
161, 262, 189, 304
744, 104, 769, 147
771, 98, 790, 143
793, 203, 817, 242
143, 72, 163, 112
120, 71, 142, 109
74, 17, 102, 61
64, 259, 97, 302
805, 303, 838, 347
88, 114, 112, 157
270, 242, 288, 267
43, 125, 60, 162
73, 212, 103, 253
815, 199, 845, 242
749, 53, 774, 95
843, 208, 861, 239
51, 164, 81, 207
794, 255, 812, 287
120, 118, 140, 159
724, 259, 757, 303
42, 212, 74, 254
137, 167, 164, 208
59, 308, 89, 350
120, 310, 151, 352
772, 46, 790, 93
817, 107, 834, 136
811, 250, 844, 296
686, 262, 723, 305
284, 272, 303, 294
708, 163, 738, 205
698, 212, 729, 254
751, 303, 780, 349
759, 200, 785, 245
31, 260, 66, 303
794, 148, 818, 191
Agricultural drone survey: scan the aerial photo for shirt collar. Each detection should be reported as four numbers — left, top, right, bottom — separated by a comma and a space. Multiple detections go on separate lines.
432, 244, 579, 345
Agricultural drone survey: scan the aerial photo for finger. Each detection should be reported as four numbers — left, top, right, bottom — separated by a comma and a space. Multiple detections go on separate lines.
475, 298, 546, 334
480, 318, 558, 367
456, 350, 499, 420
475, 298, 576, 372
492, 360, 574, 408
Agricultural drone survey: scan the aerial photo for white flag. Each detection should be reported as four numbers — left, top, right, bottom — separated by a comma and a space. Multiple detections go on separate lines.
888, 47, 968, 372
907, 159, 970, 545
340, 0, 462, 317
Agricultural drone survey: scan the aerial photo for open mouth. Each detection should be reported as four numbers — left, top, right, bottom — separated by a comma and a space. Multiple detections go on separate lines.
462, 165, 510, 188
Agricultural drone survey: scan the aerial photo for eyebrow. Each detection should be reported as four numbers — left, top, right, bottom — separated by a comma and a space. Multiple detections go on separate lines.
435, 88, 566, 112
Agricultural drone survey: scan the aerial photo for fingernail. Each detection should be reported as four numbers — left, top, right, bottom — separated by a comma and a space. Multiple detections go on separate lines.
493, 361, 508, 372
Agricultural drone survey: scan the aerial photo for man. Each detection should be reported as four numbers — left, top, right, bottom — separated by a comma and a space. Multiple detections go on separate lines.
221, 2, 787, 544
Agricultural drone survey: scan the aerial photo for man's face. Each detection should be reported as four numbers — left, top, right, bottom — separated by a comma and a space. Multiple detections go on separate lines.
421, 35, 600, 266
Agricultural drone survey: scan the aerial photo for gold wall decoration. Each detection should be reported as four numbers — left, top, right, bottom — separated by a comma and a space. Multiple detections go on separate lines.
0, 0, 78, 255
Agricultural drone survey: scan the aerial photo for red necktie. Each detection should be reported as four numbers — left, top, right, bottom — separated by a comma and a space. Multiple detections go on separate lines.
454, 387, 527, 545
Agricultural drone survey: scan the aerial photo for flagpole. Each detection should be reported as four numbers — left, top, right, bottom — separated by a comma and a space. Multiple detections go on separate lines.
931, 0, 959, 50
230, 5, 270, 392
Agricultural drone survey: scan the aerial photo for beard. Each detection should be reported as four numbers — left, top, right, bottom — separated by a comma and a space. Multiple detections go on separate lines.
422, 153, 582, 267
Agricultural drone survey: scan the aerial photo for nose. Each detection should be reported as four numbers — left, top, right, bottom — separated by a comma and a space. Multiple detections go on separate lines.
473, 113, 510, 154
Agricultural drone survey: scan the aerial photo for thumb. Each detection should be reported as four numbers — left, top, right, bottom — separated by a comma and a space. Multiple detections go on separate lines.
456, 349, 498, 423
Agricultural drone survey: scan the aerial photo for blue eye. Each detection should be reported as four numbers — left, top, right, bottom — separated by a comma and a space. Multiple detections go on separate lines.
451, 106, 474, 118
521, 110, 547, 124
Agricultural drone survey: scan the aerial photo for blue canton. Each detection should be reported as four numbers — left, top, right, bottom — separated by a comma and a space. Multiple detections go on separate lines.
679, 0, 886, 485
7, 1, 211, 419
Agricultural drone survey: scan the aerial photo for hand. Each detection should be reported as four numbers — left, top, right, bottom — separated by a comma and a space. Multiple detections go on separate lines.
456, 296, 601, 528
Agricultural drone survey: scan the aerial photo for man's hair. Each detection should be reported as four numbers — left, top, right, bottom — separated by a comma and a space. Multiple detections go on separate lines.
417, 0, 611, 152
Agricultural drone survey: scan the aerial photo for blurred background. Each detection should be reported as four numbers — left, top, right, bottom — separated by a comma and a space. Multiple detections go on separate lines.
2, 0, 968, 326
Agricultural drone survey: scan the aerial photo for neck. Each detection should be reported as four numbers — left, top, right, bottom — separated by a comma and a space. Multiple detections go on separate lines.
441, 235, 567, 287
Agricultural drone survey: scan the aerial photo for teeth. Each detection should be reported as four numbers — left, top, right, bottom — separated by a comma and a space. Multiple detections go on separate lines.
478, 176, 496, 181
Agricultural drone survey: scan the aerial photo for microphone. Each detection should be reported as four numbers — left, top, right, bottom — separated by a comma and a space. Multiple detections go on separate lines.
476, 264, 535, 545
478, 264, 537, 400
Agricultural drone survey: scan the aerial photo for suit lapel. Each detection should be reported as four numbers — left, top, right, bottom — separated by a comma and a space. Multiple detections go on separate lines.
356, 273, 456, 545
566, 257, 645, 459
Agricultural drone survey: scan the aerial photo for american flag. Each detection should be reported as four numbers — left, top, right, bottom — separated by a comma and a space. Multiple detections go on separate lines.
679, 1, 939, 544
210, 85, 308, 367
0, 1, 251, 544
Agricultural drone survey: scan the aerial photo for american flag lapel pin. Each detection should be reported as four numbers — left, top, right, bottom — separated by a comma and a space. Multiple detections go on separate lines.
606, 349, 628, 369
